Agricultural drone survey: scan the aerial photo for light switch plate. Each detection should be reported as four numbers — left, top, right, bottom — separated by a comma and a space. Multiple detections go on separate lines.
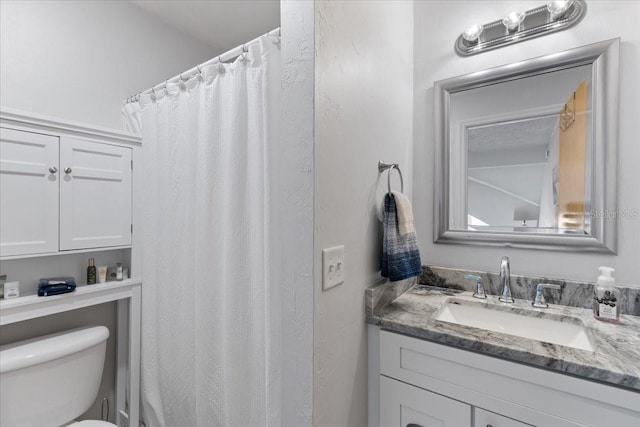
322, 245, 345, 291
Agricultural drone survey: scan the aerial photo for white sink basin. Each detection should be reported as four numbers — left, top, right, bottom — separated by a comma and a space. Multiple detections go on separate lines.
435, 300, 594, 352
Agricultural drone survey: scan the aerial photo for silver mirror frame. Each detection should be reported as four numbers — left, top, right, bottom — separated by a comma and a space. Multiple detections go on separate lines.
434, 38, 620, 253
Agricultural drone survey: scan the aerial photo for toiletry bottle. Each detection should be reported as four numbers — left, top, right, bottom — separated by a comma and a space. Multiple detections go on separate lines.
593, 266, 620, 323
116, 263, 123, 281
87, 258, 97, 284
98, 266, 108, 284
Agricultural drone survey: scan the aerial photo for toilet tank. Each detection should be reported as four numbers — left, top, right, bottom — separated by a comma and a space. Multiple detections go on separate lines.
0, 326, 110, 427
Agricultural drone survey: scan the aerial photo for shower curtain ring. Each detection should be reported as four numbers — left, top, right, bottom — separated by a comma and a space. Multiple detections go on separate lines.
242, 43, 248, 53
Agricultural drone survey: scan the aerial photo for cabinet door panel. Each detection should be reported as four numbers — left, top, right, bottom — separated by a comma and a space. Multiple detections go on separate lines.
380, 376, 471, 427
474, 408, 533, 427
0, 128, 59, 256
59, 137, 131, 250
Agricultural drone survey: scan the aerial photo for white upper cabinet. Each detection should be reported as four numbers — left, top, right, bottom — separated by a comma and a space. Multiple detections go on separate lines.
0, 111, 139, 258
59, 137, 132, 250
0, 128, 60, 256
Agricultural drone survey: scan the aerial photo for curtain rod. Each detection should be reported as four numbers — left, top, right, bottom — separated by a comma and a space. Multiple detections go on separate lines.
124, 27, 280, 104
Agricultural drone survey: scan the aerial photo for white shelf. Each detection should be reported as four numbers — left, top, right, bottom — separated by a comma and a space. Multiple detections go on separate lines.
0, 278, 142, 325
0, 245, 132, 261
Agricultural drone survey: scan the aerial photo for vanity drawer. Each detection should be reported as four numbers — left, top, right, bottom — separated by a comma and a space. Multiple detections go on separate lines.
380, 375, 471, 427
379, 331, 639, 427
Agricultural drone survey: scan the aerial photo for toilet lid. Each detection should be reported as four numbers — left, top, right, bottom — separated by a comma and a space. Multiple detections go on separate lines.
72, 421, 117, 427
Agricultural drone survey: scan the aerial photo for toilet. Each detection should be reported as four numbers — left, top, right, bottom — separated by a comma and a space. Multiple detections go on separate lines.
0, 326, 117, 427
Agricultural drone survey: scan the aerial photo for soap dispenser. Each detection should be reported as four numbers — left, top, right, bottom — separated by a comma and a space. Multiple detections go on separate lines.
593, 266, 620, 323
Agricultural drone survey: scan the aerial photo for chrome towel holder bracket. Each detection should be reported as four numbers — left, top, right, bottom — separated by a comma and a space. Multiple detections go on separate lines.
378, 160, 404, 194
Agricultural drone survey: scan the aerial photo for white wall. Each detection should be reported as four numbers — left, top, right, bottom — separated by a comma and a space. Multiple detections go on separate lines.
414, 1, 640, 286
314, 1, 414, 425
280, 1, 314, 425
0, 0, 215, 129
468, 165, 545, 227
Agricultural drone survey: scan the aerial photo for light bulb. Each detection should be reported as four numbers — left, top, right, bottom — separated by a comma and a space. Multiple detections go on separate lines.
462, 24, 484, 43
547, 0, 575, 20
502, 11, 525, 31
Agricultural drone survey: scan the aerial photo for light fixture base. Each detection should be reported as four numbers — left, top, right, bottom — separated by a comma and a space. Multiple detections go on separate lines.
454, 0, 586, 57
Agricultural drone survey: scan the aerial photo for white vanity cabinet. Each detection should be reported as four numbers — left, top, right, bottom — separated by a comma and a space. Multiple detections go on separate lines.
371, 328, 640, 427
1, 118, 133, 257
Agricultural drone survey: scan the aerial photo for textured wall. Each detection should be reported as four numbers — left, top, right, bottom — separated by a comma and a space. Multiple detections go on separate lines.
414, 1, 640, 287
0, 0, 214, 129
314, 1, 414, 425
280, 1, 314, 425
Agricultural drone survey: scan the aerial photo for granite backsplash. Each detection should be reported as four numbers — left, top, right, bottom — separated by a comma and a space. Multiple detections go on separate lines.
419, 265, 640, 316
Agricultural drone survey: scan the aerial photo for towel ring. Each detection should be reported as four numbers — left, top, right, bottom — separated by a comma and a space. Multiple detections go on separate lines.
378, 160, 404, 195
387, 165, 404, 195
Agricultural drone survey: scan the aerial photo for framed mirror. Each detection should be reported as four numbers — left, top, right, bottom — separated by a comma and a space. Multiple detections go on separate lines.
434, 38, 619, 252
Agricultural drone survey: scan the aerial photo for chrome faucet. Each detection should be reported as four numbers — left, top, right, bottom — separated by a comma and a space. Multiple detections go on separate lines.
532, 283, 561, 308
499, 256, 514, 303
464, 274, 487, 299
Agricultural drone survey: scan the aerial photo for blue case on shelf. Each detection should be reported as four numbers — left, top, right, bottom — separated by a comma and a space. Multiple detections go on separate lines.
38, 277, 77, 297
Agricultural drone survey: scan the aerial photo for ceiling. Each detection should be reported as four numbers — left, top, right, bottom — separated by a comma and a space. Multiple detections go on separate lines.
130, 0, 280, 55
468, 115, 559, 152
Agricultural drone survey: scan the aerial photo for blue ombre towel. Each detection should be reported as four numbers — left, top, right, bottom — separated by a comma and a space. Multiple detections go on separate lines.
381, 193, 422, 282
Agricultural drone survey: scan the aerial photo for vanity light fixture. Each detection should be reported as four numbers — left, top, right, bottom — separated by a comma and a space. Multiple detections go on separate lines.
455, 0, 586, 56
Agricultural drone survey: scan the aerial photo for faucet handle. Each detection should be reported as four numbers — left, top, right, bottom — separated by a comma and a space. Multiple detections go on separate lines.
464, 274, 487, 299
532, 283, 561, 308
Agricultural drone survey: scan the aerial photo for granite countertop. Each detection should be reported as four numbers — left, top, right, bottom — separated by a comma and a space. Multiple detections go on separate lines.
367, 282, 640, 391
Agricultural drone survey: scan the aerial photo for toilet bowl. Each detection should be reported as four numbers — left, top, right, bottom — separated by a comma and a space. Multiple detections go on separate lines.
68, 422, 116, 427
70, 421, 117, 427
0, 326, 117, 427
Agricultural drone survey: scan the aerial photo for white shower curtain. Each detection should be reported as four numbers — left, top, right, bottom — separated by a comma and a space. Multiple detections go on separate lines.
122, 36, 282, 427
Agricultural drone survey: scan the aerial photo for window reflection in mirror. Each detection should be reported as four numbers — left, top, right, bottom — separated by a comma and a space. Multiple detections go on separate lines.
450, 64, 592, 234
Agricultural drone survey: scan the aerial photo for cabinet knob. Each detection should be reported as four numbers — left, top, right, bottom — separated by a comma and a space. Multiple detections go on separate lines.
49, 166, 58, 174
64, 167, 72, 174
